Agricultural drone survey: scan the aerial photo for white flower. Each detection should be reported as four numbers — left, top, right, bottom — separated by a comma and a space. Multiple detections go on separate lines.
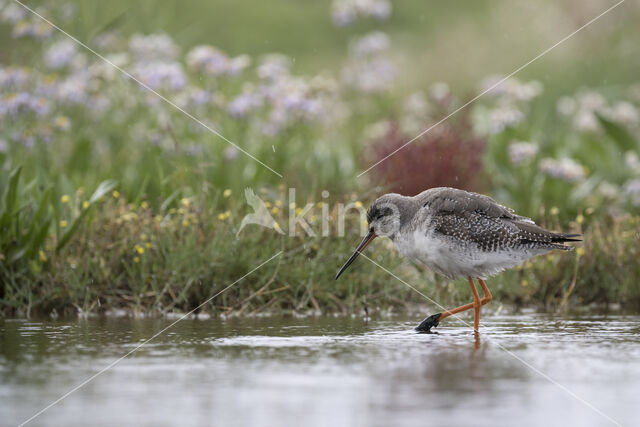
480, 76, 542, 101
487, 106, 524, 134
430, 82, 450, 103
508, 141, 538, 165
129, 33, 179, 60
556, 96, 576, 116
1, 3, 27, 23
350, 31, 390, 58
365, 120, 392, 140
607, 101, 639, 127
0, 66, 31, 89
331, 0, 391, 26
131, 61, 186, 91
228, 91, 263, 118
576, 91, 606, 111
404, 91, 429, 115
572, 109, 599, 132
227, 55, 251, 76
186, 45, 229, 76
257, 54, 291, 80
539, 158, 585, 182
342, 56, 395, 93
0, 92, 49, 117
44, 40, 77, 69
53, 115, 71, 131
511, 80, 543, 101
175, 87, 211, 109
54, 71, 89, 104
625, 151, 640, 175
597, 181, 619, 199
623, 179, 640, 207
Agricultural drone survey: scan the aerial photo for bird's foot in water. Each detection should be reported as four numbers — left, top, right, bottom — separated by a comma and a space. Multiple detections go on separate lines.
415, 313, 442, 333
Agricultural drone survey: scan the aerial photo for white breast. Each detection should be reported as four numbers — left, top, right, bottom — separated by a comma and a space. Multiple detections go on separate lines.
393, 229, 540, 280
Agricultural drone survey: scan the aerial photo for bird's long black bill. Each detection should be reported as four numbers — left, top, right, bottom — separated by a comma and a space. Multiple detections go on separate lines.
335, 230, 376, 280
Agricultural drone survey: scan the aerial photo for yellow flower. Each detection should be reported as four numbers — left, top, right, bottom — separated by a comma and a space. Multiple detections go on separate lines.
271, 207, 279, 215
273, 222, 281, 231
141, 233, 148, 241
275, 200, 282, 208
54, 115, 70, 130
82, 201, 89, 209
218, 213, 226, 221
145, 242, 152, 249
59, 220, 68, 228
223, 189, 232, 198
141, 201, 149, 210
576, 214, 584, 224
61, 195, 70, 204
265, 202, 272, 208
133, 256, 140, 263
550, 207, 559, 216
354, 201, 363, 208
521, 279, 528, 287
295, 207, 302, 216
182, 219, 189, 227
576, 247, 585, 257
112, 190, 120, 199
135, 245, 144, 254
39, 250, 47, 262
180, 198, 191, 207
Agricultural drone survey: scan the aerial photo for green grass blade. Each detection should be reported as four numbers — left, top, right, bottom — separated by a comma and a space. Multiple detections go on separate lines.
596, 114, 638, 152
27, 219, 52, 259
89, 180, 118, 204
161, 189, 181, 212
56, 180, 117, 253
0, 166, 22, 231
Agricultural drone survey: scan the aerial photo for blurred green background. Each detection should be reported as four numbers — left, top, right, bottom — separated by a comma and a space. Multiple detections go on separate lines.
1, 0, 640, 315
4, 1, 639, 94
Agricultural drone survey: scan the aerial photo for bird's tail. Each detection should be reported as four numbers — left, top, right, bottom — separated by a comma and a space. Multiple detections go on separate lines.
549, 233, 582, 251
552, 233, 582, 243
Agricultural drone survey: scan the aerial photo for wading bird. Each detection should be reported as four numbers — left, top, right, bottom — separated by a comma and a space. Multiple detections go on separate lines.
335, 187, 580, 333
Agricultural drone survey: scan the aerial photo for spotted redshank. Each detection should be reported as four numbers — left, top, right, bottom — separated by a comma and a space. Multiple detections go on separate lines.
335, 187, 580, 333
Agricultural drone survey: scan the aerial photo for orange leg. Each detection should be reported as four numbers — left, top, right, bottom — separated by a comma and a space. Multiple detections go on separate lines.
478, 278, 492, 305
416, 278, 493, 333
469, 277, 481, 331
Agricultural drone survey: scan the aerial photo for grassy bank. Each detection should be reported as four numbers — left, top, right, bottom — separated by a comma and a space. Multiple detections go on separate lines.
1, 184, 638, 317
2, 1, 640, 317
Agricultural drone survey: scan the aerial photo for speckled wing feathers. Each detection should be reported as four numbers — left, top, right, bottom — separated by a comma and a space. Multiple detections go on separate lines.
419, 187, 523, 220
419, 188, 577, 251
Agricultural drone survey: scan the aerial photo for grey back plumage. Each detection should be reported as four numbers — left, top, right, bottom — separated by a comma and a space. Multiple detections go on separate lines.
413, 187, 579, 252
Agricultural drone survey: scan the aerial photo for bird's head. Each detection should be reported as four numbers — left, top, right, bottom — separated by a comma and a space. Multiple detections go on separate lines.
335, 194, 403, 280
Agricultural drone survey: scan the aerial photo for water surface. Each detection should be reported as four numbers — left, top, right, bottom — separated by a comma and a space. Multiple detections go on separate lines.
1, 313, 638, 426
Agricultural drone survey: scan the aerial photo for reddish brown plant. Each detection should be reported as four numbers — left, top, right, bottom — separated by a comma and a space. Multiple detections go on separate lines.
367, 121, 486, 196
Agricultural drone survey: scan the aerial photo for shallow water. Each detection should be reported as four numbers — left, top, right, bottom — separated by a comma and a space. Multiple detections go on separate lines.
1, 313, 639, 427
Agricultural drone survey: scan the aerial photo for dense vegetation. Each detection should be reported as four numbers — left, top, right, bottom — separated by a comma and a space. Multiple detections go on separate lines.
1, 0, 639, 317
